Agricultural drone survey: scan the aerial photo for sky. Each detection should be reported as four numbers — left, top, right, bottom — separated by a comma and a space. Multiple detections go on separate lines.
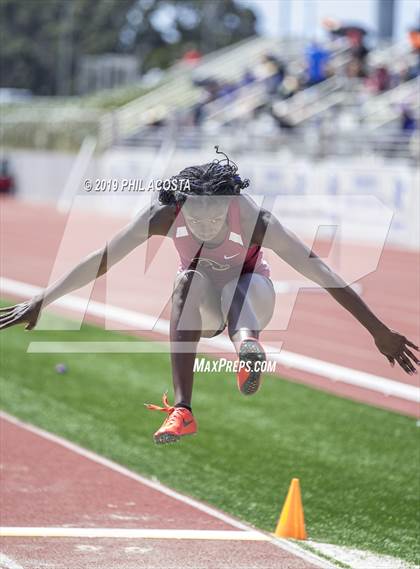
238, 0, 420, 41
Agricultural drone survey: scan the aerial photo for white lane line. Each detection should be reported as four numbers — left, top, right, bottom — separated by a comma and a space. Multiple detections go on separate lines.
267, 350, 419, 402
1, 276, 418, 403
25, 340, 419, 402
0, 412, 337, 569
0, 553, 25, 569
0, 528, 268, 541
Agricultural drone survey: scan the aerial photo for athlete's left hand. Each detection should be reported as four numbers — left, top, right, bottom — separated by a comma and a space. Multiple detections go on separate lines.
374, 327, 419, 374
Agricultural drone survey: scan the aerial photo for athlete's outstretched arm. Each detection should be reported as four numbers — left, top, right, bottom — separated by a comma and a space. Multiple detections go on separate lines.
254, 207, 419, 375
0, 203, 173, 331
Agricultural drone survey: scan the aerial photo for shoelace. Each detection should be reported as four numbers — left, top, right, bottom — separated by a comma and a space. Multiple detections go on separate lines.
144, 392, 185, 427
144, 391, 174, 414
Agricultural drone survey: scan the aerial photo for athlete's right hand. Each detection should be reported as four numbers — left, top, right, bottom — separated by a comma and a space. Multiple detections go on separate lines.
0, 297, 43, 331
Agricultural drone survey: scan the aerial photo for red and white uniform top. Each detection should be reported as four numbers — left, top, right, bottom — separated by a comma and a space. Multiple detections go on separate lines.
171, 197, 270, 289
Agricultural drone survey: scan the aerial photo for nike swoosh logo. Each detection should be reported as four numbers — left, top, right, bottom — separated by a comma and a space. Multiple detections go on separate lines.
224, 254, 240, 260
183, 419, 194, 427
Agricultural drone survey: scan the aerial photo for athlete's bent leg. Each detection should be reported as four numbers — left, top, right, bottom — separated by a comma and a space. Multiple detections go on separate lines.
171, 269, 224, 408
221, 273, 275, 351
221, 273, 276, 395
146, 270, 224, 444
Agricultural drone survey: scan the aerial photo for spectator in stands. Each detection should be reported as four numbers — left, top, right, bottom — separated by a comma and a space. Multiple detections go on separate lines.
400, 105, 417, 134
253, 53, 285, 95
263, 54, 286, 95
408, 26, 420, 77
192, 77, 219, 102
408, 26, 420, 52
322, 18, 368, 46
182, 46, 202, 66
0, 157, 15, 195
190, 77, 219, 126
348, 30, 369, 78
345, 58, 362, 79
323, 18, 369, 78
305, 41, 330, 86
367, 66, 391, 93
279, 74, 300, 99
240, 68, 256, 87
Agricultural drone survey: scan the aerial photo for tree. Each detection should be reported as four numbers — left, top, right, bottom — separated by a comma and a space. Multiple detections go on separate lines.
0, 0, 257, 96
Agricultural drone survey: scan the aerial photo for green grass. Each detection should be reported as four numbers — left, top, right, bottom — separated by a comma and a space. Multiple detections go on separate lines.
0, 299, 419, 565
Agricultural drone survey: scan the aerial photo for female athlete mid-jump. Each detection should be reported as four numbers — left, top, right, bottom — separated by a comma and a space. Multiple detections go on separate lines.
1, 148, 418, 444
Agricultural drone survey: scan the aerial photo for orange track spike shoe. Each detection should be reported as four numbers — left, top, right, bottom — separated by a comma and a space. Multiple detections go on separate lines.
236, 337, 266, 395
144, 392, 197, 445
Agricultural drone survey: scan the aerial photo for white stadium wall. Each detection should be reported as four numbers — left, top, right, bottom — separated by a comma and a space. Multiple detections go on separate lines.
6, 147, 420, 251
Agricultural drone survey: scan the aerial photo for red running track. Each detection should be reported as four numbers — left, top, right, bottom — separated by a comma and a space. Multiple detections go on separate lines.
0, 414, 328, 569
1, 198, 419, 416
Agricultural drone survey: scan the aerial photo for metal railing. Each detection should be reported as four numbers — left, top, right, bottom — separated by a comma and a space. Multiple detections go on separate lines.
117, 124, 420, 162
361, 77, 420, 129
98, 36, 329, 147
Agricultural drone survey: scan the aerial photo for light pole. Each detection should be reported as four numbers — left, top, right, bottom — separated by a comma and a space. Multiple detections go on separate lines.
377, 0, 395, 40
57, 1, 75, 96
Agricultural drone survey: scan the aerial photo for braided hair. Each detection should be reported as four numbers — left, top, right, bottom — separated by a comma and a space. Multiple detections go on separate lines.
158, 146, 249, 206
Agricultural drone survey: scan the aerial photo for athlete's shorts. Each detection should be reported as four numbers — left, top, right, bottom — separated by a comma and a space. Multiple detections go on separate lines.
172, 269, 275, 338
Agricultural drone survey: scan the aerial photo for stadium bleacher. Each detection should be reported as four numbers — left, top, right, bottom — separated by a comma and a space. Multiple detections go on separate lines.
99, 34, 418, 162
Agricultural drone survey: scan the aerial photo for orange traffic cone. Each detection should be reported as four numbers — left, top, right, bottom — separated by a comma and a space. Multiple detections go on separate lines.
274, 478, 307, 540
